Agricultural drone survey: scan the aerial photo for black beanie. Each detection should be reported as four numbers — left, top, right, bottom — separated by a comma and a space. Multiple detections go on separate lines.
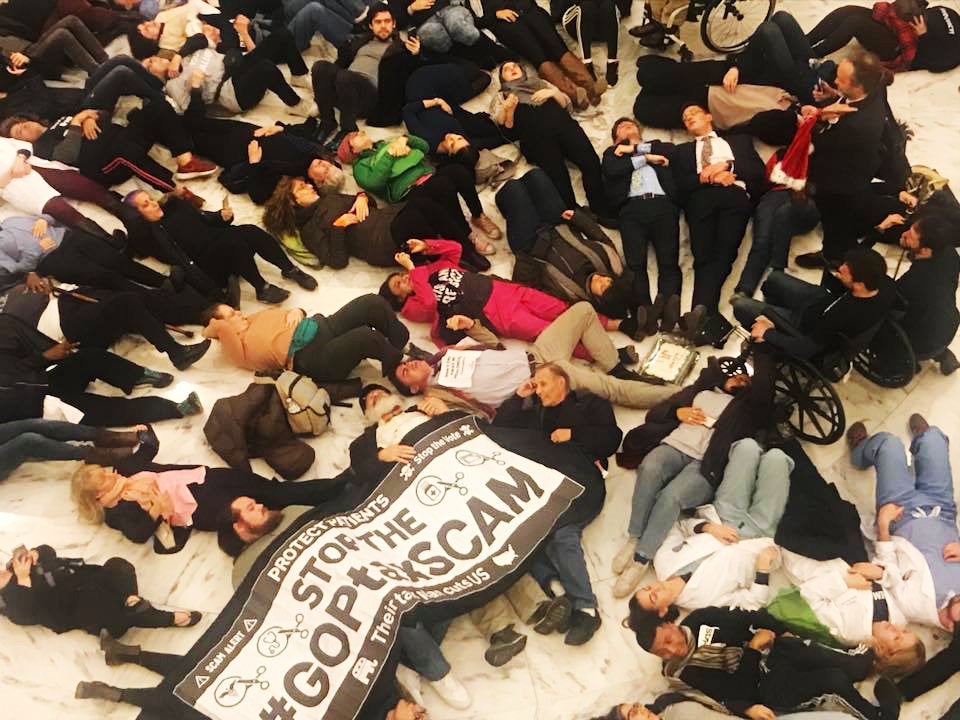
359, 383, 391, 412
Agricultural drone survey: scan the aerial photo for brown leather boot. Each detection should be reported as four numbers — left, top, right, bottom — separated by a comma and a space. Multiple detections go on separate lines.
537, 61, 588, 110
560, 52, 605, 105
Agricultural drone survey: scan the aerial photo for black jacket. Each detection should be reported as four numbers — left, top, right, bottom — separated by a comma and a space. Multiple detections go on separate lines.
808, 91, 887, 197
0, 313, 56, 422
669, 133, 768, 207
618, 349, 775, 485
494, 389, 622, 468
601, 139, 678, 211
913, 6, 960, 72
297, 194, 400, 269
897, 248, 960, 356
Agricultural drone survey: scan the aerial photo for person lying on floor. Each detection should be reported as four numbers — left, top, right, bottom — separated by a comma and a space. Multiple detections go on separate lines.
0, 420, 149, 481
847, 413, 960, 633
381, 238, 629, 348
338, 129, 500, 261
389, 302, 674, 412
201, 294, 409, 384
123, 188, 315, 305
629, 605, 898, 720
612, 348, 775, 599
56, 283, 212, 371
0, 542, 202, 637
0, 313, 202, 427
263, 176, 477, 271
71, 428, 350, 554
627, 438, 791, 614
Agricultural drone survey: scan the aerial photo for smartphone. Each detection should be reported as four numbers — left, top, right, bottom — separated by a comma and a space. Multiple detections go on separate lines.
703, 416, 717, 429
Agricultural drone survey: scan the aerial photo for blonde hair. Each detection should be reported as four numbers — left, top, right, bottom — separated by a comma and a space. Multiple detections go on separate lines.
874, 635, 926, 678
71, 464, 106, 524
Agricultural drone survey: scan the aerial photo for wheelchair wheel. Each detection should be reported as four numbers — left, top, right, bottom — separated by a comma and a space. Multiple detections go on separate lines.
853, 318, 917, 388
701, 0, 776, 53
772, 356, 845, 445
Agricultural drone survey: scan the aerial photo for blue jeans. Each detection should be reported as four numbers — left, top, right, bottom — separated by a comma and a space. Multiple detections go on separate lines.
629, 444, 714, 559
713, 439, 793, 538
417, 2, 480, 53
496, 168, 567, 255
530, 521, 596, 610
736, 189, 820, 295
0, 419, 98, 480
398, 619, 452, 681
286, 0, 356, 50
852, 428, 957, 520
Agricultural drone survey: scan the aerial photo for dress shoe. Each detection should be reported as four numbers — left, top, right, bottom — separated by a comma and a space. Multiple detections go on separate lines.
169, 339, 211, 371
256, 283, 290, 304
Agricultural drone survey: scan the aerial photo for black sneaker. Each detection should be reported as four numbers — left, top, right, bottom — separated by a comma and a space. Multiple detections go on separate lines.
134, 369, 174, 388
169, 339, 211, 371
256, 283, 290, 304
532, 595, 572, 635
608, 362, 643, 381
795, 251, 827, 269
282, 266, 318, 290
484, 625, 527, 667
564, 609, 601, 646
618, 345, 639, 366
177, 391, 204, 417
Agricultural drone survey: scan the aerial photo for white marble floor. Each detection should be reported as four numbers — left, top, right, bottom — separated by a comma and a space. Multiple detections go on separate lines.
2, 1, 960, 719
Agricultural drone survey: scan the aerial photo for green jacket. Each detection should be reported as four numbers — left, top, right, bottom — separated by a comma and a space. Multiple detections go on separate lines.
352, 135, 431, 203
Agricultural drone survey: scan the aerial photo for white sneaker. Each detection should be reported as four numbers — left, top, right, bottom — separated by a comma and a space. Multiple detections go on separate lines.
394, 664, 423, 706
429, 672, 471, 710
612, 538, 636, 574
288, 96, 318, 118
289, 73, 312, 90
612, 560, 647, 598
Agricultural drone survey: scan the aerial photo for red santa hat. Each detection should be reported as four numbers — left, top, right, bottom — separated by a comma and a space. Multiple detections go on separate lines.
768, 113, 818, 191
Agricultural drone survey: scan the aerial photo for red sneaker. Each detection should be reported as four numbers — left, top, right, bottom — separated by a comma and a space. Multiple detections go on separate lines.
174, 156, 217, 180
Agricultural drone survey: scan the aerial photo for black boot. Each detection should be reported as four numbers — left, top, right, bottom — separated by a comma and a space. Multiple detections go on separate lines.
75, 681, 123, 702
256, 283, 290, 304
484, 625, 527, 667
564, 609, 601, 645
168, 339, 211, 371
282, 266, 318, 290
608, 362, 643, 381
99, 629, 141, 666
176, 391, 204, 416
605, 60, 619, 86
660, 294, 681, 333
618, 346, 639, 366
938, 348, 960, 375
617, 308, 647, 341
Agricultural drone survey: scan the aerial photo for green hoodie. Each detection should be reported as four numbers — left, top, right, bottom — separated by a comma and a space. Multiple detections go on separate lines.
352, 135, 432, 203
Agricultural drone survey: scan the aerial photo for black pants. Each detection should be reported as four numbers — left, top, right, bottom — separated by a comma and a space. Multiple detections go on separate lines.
618, 196, 681, 306
391, 193, 471, 248
684, 186, 751, 314
36, 229, 166, 292
232, 54, 301, 110
761, 650, 880, 719
807, 5, 899, 60
182, 115, 254, 169
311, 60, 378, 131
47, 349, 183, 426
412, 161, 483, 219
899, 633, 960, 702
82, 55, 169, 111
292, 294, 409, 383
814, 191, 881, 264
562, 0, 619, 61
194, 225, 294, 290
249, 26, 308, 76
123, 96, 196, 159
59, 290, 180, 355
79, 117, 180, 193
514, 103, 606, 214
736, 11, 817, 102
79, 558, 176, 637
492, 6, 569, 66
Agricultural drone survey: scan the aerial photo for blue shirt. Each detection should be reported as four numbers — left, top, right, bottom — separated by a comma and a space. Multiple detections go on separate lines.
628, 143, 666, 198
897, 516, 960, 607
0, 215, 66, 278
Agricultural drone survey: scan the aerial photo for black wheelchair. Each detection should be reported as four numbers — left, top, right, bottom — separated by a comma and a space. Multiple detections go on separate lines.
643, 0, 776, 60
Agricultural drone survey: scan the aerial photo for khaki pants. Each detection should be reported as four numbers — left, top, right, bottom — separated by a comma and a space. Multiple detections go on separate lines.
470, 574, 548, 638
648, 0, 689, 26
531, 302, 675, 409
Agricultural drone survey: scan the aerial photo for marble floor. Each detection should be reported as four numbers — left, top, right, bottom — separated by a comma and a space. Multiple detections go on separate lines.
2, 1, 960, 719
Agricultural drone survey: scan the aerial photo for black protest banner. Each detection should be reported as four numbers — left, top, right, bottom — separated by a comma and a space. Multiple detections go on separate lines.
169, 417, 584, 720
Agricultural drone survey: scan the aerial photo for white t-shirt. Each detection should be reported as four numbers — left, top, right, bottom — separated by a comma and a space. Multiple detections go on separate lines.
0, 140, 59, 216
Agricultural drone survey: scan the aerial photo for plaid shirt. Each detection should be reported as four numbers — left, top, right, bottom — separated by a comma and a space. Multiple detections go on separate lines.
873, 1, 919, 71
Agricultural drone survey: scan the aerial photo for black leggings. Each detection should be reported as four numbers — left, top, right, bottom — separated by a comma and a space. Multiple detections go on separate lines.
196, 225, 294, 290
562, 0, 619, 61
492, 6, 570, 66
292, 294, 409, 382
36, 229, 167, 292
807, 5, 900, 60
232, 55, 301, 110
60, 290, 180, 355
47, 348, 184, 426
410, 162, 483, 220
391, 194, 472, 248
82, 56, 169, 111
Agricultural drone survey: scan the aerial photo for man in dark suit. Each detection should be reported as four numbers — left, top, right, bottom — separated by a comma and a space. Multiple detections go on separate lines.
797, 50, 902, 270
670, 103, 768, 345
602, 117, 681, 332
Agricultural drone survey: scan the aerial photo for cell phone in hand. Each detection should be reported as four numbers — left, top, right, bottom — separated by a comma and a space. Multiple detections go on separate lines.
703, 415, 717, 429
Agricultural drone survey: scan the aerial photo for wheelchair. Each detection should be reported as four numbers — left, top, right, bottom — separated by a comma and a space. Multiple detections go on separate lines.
640, 0, 776, 61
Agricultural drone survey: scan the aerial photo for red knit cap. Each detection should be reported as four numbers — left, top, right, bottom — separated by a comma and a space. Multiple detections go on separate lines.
337, 131, 360, 165
768, 113, 817, 190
